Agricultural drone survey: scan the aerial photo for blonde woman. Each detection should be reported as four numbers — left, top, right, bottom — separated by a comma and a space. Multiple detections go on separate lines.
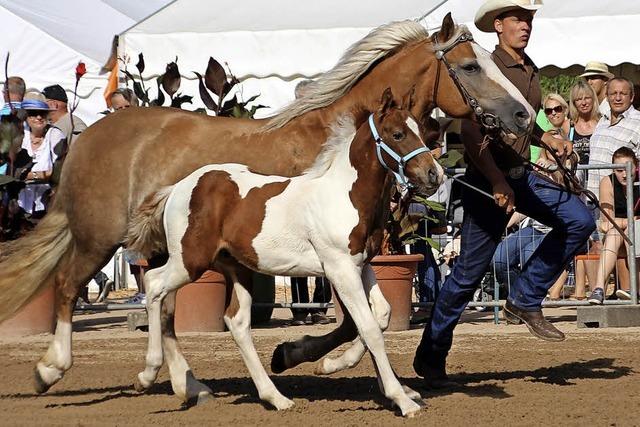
537, 93, 570, 168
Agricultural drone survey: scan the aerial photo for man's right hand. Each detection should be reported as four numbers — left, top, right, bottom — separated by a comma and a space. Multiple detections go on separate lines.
493, 179, 515, 213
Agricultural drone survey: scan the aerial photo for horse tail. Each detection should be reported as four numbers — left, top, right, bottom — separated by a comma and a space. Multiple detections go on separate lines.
0, 210, 72, 323
125, 186, 174, 258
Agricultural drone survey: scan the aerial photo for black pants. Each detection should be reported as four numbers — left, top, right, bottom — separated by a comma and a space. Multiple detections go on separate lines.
291, 276, 332, 316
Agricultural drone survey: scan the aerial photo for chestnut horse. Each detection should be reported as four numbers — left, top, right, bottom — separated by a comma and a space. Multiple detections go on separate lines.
0, 14, 533, 399
129, 89, 435, 415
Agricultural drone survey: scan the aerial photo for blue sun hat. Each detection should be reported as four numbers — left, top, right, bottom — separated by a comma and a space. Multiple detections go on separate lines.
21, 91, 53, 112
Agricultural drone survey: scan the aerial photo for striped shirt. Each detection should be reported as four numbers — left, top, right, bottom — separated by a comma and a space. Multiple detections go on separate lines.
586, 106, 640, 196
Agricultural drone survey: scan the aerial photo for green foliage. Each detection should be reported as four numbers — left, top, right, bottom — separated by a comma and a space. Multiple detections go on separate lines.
540, 75, 579, 100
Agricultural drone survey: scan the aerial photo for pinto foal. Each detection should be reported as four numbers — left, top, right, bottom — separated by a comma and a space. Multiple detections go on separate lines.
128, 89, 441, 416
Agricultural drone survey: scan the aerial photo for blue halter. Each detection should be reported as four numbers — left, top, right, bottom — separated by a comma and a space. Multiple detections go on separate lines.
368, 113, 431, 190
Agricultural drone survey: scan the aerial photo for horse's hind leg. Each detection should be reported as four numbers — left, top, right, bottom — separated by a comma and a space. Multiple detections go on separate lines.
161, 290, 213, 405
223, 264, 293, 410
135, 261, 195, 401
35, 247, 113, 393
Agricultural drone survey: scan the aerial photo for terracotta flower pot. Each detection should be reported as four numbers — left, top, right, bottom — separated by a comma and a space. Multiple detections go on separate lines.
175, 270, 227, 333
333, 254, 423, 331
174, 270, 276, 332
0, 285, 56, 337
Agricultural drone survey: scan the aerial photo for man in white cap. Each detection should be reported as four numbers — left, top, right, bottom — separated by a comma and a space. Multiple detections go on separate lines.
580, 61, 614, 116
414, 0, 595, 387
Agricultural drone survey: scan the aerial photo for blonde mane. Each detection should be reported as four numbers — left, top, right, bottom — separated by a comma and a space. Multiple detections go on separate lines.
262, 20, 429, 131
303, 115, 357, 179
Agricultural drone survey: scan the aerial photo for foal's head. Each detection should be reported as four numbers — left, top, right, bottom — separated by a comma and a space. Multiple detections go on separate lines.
369, 88, 443, 196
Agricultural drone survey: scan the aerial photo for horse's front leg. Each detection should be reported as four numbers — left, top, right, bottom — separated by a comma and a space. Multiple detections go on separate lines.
316, 264, 421, 402
315, 264, 390, 374
325, 260, 422, 417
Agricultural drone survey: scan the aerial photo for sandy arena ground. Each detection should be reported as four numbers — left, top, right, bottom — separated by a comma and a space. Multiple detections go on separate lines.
1, 306, 639, 426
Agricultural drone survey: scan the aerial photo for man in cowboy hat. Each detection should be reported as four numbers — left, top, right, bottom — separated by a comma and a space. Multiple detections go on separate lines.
414, 0, 595, 387
580, 61, 614, 116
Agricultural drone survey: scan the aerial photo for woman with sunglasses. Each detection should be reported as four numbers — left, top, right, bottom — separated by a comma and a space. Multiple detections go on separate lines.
15, 91, 64, 217
536, 93, 571, 171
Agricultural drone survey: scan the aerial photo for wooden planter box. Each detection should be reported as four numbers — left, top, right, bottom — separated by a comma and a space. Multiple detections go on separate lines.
333, 254, 423, 331
0, 285, 56, 337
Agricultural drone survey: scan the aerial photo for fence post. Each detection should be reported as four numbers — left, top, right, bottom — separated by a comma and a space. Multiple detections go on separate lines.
625, 161, 638, 305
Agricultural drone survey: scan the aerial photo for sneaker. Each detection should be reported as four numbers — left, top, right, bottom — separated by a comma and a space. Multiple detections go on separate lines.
588, 288, 605, 305
311, 313, 330, 325
615, 289, 632, 300
127, 293, 146, 305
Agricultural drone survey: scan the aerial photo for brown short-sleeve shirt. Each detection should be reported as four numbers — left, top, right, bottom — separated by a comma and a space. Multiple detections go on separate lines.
464, 45, 542, 170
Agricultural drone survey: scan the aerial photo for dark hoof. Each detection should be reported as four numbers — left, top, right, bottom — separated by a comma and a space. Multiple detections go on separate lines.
271, 343, 288, 374
33, 368, 52, 394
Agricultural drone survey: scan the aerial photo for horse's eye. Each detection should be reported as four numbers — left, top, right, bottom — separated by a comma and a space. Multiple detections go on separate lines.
460, 63, 479, 73
392, 131, 404, 141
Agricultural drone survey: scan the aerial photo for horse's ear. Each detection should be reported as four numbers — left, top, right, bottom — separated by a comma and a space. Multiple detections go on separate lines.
401, 86, 416, 111
439, 12, 455, 42
380, 87, 396, 114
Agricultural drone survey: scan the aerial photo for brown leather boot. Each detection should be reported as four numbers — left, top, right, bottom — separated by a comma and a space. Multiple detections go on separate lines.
503, 300, 565, 342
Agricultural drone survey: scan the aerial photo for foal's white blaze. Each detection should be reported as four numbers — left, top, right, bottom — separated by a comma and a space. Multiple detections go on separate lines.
471, 44, 536, 122
405, 116, 421, 140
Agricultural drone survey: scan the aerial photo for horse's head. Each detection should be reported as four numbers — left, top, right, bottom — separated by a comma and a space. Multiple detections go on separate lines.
369, 88, 443, 197
416, 13, 536, 140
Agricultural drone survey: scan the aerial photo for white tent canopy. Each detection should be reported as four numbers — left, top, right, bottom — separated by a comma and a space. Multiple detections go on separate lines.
120, 0, 639, 115
0, 0, 171, 124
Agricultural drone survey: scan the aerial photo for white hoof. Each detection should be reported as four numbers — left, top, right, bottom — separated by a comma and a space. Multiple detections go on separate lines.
402, 384, 423, 402
271, 395, 295, 411
401, 400, 423, 418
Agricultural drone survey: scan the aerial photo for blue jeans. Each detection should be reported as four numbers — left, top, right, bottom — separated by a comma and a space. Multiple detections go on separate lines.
416, 169, 595, 358
492, 226, 545, 286
409, 203, 442, 303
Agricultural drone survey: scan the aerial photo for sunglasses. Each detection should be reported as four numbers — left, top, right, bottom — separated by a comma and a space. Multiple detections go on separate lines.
544, 105, 564, 115
26, 110, 48, 117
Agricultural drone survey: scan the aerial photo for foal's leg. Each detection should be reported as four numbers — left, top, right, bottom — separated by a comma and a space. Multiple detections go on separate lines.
161, 290, 213, 404
34, 247, 113, 393
135, 261, 193, 403
326, 261, 421, 417
315, 264, 391, 375
316, 265, 421, 402
224, 265, 294, 410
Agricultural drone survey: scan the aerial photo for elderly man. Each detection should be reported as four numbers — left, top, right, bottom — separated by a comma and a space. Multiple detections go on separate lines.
413, 0, 595, 387
586, 77, 640, 198
580, 61, 614, 117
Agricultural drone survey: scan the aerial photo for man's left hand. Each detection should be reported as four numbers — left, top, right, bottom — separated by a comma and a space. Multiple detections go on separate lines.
542, 132, 573, 157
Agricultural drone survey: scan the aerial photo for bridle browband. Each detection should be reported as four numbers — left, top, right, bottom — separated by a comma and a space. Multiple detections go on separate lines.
368, 113, 430, 190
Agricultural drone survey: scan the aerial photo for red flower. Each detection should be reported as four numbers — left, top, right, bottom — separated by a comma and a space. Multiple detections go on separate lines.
75, 62, 86, 80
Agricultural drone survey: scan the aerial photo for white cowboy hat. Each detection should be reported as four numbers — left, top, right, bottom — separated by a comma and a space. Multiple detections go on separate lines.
579, 61, 614, 80
474, 0, 543, 33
